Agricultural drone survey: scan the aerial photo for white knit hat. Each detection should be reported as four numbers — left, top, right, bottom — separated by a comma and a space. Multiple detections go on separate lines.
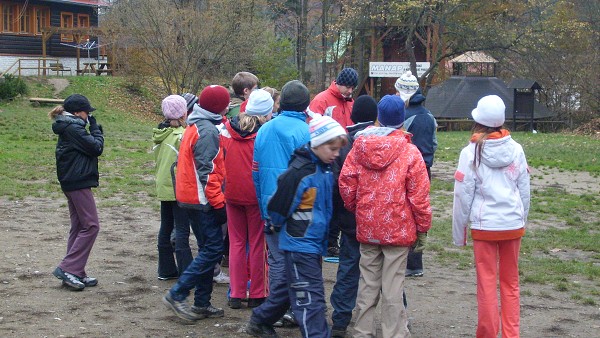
394, 71, 419, 101
245, 89, 274, 116
161, 95, 187, 120
309, 115, 347, 147
471, 95, 506, 128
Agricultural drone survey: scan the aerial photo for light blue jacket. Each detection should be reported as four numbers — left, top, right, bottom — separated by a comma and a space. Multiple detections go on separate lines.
252, 110, 310, 220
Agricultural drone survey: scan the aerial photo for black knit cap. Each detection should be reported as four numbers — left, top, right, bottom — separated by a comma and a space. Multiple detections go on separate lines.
336, 68, 358, 88
64, 94, 95, 113
351, 95, 378, 123
279, 80, 310, 112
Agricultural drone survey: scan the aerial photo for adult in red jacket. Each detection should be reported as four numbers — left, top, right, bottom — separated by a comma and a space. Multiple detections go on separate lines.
309, 68, 358, 131
310, 67, 358, 257
339, 94, 432, 338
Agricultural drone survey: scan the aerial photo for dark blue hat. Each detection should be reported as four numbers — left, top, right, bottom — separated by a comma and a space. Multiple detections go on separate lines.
377, 95, 405, 128
336, 68, 358, 88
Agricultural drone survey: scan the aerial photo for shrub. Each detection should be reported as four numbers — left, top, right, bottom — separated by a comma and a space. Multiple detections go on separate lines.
0, 74, 28, 100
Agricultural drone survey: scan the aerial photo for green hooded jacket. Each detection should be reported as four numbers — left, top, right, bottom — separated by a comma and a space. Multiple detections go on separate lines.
153, 125, 185, 201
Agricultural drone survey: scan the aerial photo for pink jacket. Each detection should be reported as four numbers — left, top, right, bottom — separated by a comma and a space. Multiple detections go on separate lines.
339, 127, 432, 246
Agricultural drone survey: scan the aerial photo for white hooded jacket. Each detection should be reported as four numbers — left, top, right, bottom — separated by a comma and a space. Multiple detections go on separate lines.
452, 134, 530, 246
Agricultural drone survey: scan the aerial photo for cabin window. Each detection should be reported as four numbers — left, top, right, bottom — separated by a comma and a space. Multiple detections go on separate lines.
77, 13, 89, 40
61, 12, 74, 42
34, 7, 50, 35
19, 6, 30, 34
1, 3, 16, 33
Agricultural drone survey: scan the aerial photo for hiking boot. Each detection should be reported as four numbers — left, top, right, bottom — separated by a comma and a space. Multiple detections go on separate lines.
53, 267, 85, 291
213, 271, 230, 284
162, 292, 202, 323
247, 297, 266, 308
191, 304, 224, 318
405, 269, 424, 277
228, 297, 242, 309
246, 320, 278, 338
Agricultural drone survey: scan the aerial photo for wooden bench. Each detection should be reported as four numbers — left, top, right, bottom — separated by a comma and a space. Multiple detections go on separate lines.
29, 97, 64, 107
49, 63, 72, 76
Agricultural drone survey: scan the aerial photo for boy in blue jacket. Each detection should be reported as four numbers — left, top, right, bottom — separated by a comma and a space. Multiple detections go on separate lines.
247, 115, 347, 338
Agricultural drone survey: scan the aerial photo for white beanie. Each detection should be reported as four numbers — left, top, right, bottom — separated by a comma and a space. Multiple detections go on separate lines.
245, 89, 274, 116
394, 71, 419, 101
309, 115, 347, 147
471, 95, 506, 128
161, 95, 187, 120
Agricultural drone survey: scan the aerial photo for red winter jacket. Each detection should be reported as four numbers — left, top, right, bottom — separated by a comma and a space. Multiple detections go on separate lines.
339, 127, 432, 246
309, 81, 354, 130
220, 117, 259, 205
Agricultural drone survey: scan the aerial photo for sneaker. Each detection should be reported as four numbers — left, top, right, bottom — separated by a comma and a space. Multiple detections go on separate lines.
213, 271, 230, 284
228, 297, 242, 309
331, 328, 347, 338
162, 292, 202, 323
53, 267, 85, 291
190, 304, 224, 318
247, 297, 265, 308
246, 320, 279, 338
272, 319, 284, 327
157, 274, 179, 281
405, 269, 424, 277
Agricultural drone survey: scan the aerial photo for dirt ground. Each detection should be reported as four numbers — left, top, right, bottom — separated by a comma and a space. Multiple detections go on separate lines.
0, 164, 598, 337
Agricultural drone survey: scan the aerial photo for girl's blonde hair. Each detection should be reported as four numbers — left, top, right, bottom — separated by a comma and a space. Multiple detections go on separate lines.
238, 113, 269, 132
262, 87, 280, 103
48, 105, 65, 120
472, 122, 502, 167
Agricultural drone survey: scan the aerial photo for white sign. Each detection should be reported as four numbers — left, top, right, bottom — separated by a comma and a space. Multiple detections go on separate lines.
369, 62, 430, 78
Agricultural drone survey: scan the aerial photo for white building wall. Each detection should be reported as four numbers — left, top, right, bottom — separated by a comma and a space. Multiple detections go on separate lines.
0, 56, 98, 77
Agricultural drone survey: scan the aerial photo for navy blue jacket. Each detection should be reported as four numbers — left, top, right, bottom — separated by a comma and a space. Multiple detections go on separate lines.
267, 146, 333, 256
404, 90, 437, 168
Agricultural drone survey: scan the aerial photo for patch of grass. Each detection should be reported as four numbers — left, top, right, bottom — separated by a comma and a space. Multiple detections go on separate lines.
436, 131, 600, 174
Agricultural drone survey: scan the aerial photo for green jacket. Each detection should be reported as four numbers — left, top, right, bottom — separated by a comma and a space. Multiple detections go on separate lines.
153, 125, 185, 201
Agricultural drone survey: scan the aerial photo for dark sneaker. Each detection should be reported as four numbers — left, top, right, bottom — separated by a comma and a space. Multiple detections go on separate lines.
282, 309, 297, 326
228, 297, 242, 309
53, 267, 85, 291
246, 320, 278, 338
157, 274, 179, 281
191, 304, 224, 318
272, 319, 284, 327
162, 292, 202, 323
63, 276, 97, 288
247, 297, 265, 308
405, 269, 424, 277
327, 246, 340, 257
331, 327, 347, 338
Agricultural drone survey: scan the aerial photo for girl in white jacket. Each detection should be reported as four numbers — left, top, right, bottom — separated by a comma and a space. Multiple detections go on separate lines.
453, 95, 530, 338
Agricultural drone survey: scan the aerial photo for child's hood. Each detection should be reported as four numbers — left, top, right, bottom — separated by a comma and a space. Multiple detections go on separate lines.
475, 135, 518, 168
353, 127, 409, 170
152, 126, 184, 144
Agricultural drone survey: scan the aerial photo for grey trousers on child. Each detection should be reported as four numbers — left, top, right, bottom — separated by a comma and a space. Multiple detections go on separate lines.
58, 188, 100, 278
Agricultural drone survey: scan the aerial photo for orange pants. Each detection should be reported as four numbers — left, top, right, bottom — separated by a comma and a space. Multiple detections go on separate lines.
473, 238, 521, 338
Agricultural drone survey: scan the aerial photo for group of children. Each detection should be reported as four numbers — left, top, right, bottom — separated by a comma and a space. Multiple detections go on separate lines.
49, 68, 530, 338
